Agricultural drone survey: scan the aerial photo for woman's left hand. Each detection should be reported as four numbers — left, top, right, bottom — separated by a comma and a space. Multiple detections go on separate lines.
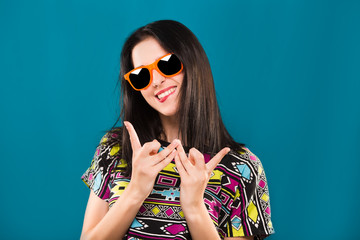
174, 143, 230, 212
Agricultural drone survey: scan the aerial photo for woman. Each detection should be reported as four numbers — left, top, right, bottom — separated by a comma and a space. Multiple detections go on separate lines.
81, 20, 274, 240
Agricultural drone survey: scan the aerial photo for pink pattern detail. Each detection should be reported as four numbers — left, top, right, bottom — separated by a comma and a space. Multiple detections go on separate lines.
204, 198, 220, 218
220, 192, 230, 204
206, 185, 222, 195
227, 199, 234, 209
204, 153, 211, 163
89, 173, 93, 181
259, 179, 266, 188
139, 206, 146, 213
265, 206, 271, 215
250, 155, 256, 161
165, 224, 186, 235
223, 177, 239, 192
165, 208, 174, 216
157, 175, 177, 186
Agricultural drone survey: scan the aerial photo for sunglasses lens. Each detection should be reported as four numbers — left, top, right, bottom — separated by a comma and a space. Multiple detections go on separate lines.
128, 68, 151, 90
157, 54, 182, 76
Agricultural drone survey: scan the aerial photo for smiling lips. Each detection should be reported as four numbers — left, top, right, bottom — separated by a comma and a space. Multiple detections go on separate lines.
155, 86, 177, 102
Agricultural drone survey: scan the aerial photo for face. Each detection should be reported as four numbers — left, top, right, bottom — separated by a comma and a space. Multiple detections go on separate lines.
131, 37, 184, 118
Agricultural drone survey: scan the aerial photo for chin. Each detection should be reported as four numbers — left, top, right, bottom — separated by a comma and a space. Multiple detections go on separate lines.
158, 108, 178, 118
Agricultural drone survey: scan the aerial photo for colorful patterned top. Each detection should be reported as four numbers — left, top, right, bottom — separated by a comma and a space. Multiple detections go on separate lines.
81, 131, 275, 240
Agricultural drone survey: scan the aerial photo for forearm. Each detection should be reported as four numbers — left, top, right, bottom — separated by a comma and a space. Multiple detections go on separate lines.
183, 203, 221, 240
82, 183, 146, 240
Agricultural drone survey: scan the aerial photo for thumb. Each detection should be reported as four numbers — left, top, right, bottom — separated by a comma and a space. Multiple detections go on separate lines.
124, 121, 141, 152
206, 147, 230, 172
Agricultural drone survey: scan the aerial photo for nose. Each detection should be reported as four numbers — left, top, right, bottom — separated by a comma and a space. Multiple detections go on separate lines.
151, 69, 165, 88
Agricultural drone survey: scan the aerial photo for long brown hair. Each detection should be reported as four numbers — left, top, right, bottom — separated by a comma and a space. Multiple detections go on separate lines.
108, 20, 245, 176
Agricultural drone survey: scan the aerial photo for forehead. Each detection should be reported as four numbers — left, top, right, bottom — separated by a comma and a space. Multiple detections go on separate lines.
132, 37, 168, 68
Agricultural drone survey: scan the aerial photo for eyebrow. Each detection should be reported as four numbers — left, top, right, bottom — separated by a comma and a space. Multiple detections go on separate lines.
133, 54, 169, 69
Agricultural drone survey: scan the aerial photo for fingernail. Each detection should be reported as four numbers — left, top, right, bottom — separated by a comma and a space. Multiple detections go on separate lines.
123, 121, 128, 128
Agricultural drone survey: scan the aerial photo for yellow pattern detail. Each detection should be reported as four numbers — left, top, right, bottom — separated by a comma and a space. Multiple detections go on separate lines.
110, 144, 120, 156
82, 179, 89, 187
159, 172, 179, 178
247, 201, 259, 222
232, 225, 244, 236
111, 181, 129, 197
210, 170, 223, 181
221, 188, 235, 198
152, 206, 160, 215
268, 220, 273, 228
101, 137, 108, 144
144, 201, 181, 207
162, 162, 177, 173
258, 165, 263, 175
117, 159, 127, 168
237, 148, 246, 155
227, 222, 245, 237
261, 193, 269, 202
234, 188, 241, 199
179, 211, 184, 218
90, 160, 95, 169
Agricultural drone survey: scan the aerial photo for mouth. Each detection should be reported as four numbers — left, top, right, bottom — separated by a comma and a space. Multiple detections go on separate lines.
155, 86, 177, 102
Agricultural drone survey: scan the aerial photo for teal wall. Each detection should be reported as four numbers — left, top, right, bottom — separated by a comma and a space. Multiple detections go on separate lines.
1, 0, 359, 239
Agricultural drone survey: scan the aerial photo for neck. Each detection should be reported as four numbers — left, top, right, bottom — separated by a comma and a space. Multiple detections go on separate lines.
159, 114, 181, 143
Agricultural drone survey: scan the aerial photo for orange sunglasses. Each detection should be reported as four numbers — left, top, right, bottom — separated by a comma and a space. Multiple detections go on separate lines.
124, 53, 183, 91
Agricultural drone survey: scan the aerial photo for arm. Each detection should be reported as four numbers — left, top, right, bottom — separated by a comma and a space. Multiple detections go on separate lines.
224, 237, 254, 240
80, 185, 145, 240
174, 145, 230, 240
175, 145, 255, 240
81, 122, 179, 240
182, 203, 254, 240
182, 201, 221, 239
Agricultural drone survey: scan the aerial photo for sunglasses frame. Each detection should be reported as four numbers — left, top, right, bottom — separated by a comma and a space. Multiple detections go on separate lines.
124, 53, 183, 91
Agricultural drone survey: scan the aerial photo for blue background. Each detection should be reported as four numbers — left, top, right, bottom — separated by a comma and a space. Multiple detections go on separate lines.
1, 0, 359, 239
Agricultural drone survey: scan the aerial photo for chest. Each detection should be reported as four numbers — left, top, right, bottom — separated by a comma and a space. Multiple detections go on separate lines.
107, 160, 228, 239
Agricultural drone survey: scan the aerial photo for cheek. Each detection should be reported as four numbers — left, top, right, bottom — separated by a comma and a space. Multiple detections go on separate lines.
177, 73, 184, 85
140, 89, 150, 100
140, 90, 156, 106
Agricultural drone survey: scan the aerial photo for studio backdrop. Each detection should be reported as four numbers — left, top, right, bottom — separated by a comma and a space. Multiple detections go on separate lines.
0, 0, 359, 239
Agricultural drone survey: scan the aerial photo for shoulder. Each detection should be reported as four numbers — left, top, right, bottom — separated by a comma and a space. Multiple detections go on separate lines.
220, 146, 262, 168
81, 127, 124, 200
217, 146, 264, 186
99, 127, 123, 146
97, 127, 123, 154
91, 127, 123, 167
215, 146, 275, 236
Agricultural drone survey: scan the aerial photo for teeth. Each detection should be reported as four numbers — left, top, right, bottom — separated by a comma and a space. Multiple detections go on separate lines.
157, 87, 176, 100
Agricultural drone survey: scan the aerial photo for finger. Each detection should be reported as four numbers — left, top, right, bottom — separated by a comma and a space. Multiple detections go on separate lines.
177, 142, 193, 169
154, 139, 180, 163
149, 140, 162, 156
155, 149, 177, 171
174, 153, 188, 177
189, 147, 205, 168
124, 121, 141, 152
206, 147, 230, 173
142, 140, 161, 158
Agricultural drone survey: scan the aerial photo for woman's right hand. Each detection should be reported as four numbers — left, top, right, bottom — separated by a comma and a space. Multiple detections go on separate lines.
124, 121, 179, 200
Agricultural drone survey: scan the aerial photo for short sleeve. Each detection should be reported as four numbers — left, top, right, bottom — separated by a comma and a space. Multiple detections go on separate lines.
81, 132, 121, 201
218, 147, 275, 239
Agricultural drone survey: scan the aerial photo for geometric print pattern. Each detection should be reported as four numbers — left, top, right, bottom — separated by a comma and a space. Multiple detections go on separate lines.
81, 132, 275, 239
